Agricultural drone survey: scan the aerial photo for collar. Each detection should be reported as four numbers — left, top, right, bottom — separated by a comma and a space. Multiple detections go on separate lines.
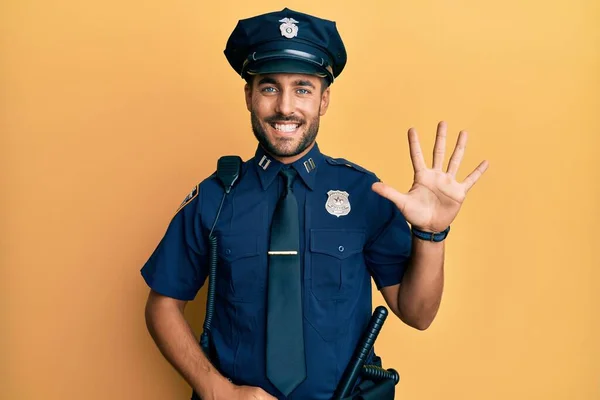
254, 143, 324, 191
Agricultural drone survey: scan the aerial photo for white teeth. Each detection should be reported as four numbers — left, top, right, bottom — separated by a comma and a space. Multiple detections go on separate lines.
274, 123, 298, 132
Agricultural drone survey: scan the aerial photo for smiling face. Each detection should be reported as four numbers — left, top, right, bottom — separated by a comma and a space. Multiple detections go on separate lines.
245, 73, 331, 164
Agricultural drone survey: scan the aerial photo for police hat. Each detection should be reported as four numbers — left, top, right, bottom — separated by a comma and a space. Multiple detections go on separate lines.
224, 8, 347, 85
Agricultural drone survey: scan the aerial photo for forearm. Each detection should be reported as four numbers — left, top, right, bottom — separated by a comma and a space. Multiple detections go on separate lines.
398, 237, 445, 330
145, 295, 233, 400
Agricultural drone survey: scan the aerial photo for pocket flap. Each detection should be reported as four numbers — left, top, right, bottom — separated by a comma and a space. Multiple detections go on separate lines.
310, 229, 365, 260
218, 233, 260, 262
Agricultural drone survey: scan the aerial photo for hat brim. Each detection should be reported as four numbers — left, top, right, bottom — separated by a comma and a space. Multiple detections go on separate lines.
246, 58, 329, 78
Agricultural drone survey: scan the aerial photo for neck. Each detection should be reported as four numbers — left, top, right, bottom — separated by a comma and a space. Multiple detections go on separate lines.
270, 142, 316, 164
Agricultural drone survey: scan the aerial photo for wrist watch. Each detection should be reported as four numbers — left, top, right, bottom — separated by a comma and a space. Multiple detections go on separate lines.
411, 226, 450, 242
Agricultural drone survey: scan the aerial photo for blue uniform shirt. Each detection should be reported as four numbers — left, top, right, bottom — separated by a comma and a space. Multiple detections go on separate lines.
141, 143, 412, 400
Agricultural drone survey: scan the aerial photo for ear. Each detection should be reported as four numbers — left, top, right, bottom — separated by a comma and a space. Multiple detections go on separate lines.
319, 86, 331, 116
244, 83, 252, 112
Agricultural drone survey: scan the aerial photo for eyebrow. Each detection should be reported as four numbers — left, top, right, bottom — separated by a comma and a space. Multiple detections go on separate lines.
294, 80, 316, 89
257, 77, 316, 89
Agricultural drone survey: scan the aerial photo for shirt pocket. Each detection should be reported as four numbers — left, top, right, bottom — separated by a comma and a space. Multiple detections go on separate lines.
309, 228, 366, 301
216, 232, 265, 302
306, 228, 367, 342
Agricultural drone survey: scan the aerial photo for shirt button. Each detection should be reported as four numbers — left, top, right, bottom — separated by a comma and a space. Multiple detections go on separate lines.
225, 249, 231, 255
338, 246, 344, 252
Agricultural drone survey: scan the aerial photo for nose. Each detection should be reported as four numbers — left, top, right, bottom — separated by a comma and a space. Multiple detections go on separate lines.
274, 89, 295, 116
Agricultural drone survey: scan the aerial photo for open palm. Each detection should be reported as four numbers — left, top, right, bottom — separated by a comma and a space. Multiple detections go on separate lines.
372, 121, 489, 233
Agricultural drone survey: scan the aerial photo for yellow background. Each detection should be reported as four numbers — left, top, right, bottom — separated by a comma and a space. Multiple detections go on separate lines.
2, 0, 599, 399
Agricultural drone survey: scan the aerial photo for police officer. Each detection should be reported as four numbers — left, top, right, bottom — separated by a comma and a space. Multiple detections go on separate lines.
141, 7, 488, 400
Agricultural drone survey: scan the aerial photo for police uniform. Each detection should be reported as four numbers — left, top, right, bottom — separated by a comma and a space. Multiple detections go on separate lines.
141, 8, 412, 400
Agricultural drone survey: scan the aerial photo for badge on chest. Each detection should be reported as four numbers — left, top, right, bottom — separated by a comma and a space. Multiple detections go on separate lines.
325, 190, 351, 217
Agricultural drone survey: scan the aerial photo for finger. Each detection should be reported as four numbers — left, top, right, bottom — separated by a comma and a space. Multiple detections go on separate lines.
447, 130, 468, 177
432, 121, 447, 171
408, 127, 427, 173
462, 160, 489, 192
372, 182, 408, 212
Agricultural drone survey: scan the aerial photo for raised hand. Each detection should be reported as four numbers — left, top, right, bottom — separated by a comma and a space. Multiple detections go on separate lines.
372, 121, 488, 233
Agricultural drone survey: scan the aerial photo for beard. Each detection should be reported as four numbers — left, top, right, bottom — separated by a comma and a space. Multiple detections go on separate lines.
251, 109, 320, 158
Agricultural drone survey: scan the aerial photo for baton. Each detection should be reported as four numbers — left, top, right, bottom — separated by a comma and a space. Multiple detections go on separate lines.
332, 306, 388, 400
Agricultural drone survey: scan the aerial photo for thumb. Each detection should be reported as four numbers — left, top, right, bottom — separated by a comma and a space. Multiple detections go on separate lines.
256, 388, 277, 400
371, 182, 407, 210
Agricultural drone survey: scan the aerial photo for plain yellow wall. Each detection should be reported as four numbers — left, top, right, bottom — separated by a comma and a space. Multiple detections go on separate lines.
2, 0, 599, 399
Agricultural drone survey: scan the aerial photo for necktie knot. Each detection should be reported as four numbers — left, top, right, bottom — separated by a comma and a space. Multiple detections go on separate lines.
280, 167, 298, 191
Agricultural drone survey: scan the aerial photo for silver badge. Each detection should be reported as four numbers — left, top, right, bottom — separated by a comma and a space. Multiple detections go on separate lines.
325, 190, 351, 217
279, 17, 299, 39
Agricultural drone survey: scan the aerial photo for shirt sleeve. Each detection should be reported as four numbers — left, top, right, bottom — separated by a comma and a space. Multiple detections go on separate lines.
140, 184, 208, 301
364, 192, 413, 290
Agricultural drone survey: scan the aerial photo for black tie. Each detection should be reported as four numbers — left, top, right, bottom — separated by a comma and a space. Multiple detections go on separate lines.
266, 167, 306, 396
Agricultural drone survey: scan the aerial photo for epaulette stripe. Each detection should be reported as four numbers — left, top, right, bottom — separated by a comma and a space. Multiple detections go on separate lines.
326, 157, 375, 176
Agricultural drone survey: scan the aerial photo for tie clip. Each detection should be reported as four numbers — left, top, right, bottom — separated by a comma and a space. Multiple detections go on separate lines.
268, 250, 298, 255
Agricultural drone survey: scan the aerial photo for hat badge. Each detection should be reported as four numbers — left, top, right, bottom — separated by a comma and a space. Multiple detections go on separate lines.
279, 17, 299, 39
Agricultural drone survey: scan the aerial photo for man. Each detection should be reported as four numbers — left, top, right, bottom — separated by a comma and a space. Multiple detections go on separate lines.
141, 8, 488, 400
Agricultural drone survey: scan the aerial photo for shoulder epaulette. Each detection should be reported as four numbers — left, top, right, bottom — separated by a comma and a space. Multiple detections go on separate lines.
326, 157, 376, 177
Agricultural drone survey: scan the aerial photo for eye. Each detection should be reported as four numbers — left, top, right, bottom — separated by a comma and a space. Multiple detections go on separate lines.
261, 86, 278, 93
296, 88, 311, 95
